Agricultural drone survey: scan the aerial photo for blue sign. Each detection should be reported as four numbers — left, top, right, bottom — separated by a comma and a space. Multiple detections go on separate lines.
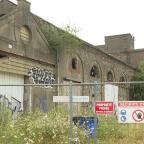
72, 116, 98, 136
121, 116, 126, 122
120, 110, 126, 115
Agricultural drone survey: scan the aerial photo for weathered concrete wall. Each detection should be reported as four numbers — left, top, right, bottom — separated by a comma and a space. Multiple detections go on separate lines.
129, 49, 144, 67
58, 42, 135, 101
105, 33, 134, 53
0, 0, 138, 110
0, 0, 57, 112
109, 49, 144, 68
0, 0, 16, 16
32, 87, 57, 112
0, 0, 56, 65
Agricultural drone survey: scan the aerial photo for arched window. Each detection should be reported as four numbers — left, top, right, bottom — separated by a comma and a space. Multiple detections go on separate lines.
20, 26, 31, 43
107, 71, 113, 82
90, 66, 99, 78
119, 76, 125, 82
72, 58, 77, 69
119, 76, 126, 87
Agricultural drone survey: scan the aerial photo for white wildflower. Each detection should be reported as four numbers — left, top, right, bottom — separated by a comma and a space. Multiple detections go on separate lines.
14, 135, 18, 138
44, 114, 48, 118
20, 133, 25, 136
28, 139, 34, 144
24, 137, 28, 141
9, 124, 14, 128
52, 134, 56, 139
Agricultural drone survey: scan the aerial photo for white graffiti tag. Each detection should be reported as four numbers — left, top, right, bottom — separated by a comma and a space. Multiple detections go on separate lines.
28, 67, 55, 87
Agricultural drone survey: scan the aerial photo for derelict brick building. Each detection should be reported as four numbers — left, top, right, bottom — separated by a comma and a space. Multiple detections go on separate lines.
0, 0, 142, 112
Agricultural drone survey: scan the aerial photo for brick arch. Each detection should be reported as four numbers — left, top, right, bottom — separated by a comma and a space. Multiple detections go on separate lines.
119, 73, 127, 82
106, 69, 115, 82
67, 53, 84, 82
119, 73, 129, 100
89, 62, 102, 83
88, 62, 103, 101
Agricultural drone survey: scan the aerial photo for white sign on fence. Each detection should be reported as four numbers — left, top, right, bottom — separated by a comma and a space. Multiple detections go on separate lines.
118, 101, 144, 123
53, 96, 89, 103
105, 84, 118, 115
105, 84, 118, 105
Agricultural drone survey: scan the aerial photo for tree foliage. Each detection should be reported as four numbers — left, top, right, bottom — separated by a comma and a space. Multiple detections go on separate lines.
41, 23, 82, 52
62, 23, 80, 36
130, 61, 144, 100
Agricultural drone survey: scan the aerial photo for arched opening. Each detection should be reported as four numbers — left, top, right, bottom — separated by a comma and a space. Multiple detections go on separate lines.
119, 76, 125, 82
90, 65, 100, 78
20, 25, 31, 43
119, 75, 128, 100
107, 71, 113, 82
72, 57, 77, 70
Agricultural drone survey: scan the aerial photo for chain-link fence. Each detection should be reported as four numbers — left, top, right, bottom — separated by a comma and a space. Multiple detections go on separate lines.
0, 82, 144, 144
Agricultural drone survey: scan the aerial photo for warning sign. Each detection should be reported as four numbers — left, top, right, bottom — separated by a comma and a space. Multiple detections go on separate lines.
95, 101, 114, 114
132, 110, 144, 122
118, 101, 144, 123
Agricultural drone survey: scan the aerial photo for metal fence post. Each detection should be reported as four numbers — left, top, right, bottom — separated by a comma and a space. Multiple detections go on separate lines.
29, 86, 32, 112
94, 81, 98, 144
69, 81, 73, 144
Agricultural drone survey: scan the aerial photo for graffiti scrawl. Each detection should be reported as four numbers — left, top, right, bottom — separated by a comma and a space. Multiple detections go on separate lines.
39, 96, 47, 112
11, 97, 21, 114
28, 67, 55, 87
0, 95, 21, 115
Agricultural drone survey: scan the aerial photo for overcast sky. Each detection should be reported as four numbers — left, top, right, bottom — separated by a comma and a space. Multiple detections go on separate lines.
11, 0, 144, 49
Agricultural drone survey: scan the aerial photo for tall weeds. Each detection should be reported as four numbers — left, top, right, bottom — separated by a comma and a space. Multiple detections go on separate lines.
0, 105, 144, 144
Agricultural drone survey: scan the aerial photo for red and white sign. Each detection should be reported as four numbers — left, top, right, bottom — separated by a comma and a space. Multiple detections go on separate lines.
132, 110, 144, 122
118, 101, 144, 123
95, 101, 114, 114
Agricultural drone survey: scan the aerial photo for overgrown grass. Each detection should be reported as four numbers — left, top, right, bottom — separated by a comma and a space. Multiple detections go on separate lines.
0, 106, 88, 144
0, 106, 144, 144
97, 116, 144, 144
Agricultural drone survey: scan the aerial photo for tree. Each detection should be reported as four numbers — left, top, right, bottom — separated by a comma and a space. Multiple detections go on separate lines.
130, 61, 144, 100
62, 23, 80, 36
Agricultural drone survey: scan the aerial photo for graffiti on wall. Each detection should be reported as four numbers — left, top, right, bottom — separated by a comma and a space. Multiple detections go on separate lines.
39, 96, 47, 112
0, 94, 11, 108
0, 94, 21, 114
11, 97, 21, 114
28, 67, 55, 87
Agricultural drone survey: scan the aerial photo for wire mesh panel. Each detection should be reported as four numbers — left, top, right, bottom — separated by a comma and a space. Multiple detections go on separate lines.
58, 83, 93, 143
0, 82, 144, 144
